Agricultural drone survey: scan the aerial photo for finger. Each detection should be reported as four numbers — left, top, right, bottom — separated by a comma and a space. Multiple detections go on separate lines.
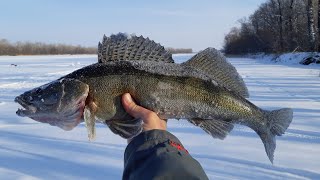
122, 93, 152, 119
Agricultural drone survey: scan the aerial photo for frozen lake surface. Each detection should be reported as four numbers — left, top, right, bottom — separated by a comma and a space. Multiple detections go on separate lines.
0, 54, 319, 179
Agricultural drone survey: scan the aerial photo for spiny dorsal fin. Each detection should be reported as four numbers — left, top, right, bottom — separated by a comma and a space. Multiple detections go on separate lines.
182, 48, 249, 98
98, 33, 174, 63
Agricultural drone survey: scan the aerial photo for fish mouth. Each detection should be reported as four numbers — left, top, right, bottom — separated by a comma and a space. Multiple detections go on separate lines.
15, 96, 37, 117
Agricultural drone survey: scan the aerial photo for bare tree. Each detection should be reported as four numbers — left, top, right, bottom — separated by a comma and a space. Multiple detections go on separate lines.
223, 0, 316, 54
287, 0, 296, 50
273, 0, 284, 52
307, 0, 316, 51
318, 0, 320, 51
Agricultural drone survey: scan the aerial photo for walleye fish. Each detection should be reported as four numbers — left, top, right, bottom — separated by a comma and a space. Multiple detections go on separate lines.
15, 33, 293, 163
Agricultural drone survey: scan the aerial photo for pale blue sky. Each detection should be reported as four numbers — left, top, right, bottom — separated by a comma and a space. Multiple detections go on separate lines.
0, 0, 265, 51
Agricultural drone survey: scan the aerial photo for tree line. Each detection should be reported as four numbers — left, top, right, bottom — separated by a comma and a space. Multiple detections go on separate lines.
0, 38, 193, 56
165, 47, 193, 54
224, 0, 320, 54
0, 38, 97, 55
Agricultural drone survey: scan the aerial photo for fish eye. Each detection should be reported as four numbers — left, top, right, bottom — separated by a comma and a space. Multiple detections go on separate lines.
35, 88, 42, 93
43, 95, 58, 105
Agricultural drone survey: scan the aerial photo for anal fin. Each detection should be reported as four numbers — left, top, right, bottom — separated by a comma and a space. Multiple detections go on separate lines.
188, 119, 234, 140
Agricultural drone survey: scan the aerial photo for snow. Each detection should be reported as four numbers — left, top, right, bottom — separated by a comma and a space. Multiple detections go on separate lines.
0, 54, 319, 179
248, 52, 320, 65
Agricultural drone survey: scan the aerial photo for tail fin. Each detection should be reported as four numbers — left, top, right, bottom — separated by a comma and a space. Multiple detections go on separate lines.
259, 108, 293, 163
269, 108, 293, 136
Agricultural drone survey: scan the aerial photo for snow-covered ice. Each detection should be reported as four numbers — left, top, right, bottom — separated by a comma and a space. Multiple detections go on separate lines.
248, 52, 320, 65
0, 54, 319, 179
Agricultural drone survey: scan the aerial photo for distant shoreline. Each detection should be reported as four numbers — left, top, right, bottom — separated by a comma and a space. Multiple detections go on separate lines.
0, 53, 196, 57
0, 54, 97, 57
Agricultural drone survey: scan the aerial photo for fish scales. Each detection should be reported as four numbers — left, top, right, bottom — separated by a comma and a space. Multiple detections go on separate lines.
64, 61, 261, 126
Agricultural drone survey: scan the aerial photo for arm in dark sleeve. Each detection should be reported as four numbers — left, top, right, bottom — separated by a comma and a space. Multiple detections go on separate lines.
122, 129, 209, 180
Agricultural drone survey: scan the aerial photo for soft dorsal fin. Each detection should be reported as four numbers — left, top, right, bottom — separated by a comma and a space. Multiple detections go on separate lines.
98, 33, 174, 63
182, 48, 249, 98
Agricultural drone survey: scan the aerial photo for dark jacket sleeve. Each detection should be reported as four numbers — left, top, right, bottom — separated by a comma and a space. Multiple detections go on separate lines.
122, 129, 209, 180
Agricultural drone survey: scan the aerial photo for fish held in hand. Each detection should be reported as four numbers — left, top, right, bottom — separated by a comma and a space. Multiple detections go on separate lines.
15, 33, 293, 163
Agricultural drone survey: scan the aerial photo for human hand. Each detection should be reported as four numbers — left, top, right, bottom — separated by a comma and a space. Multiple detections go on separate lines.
121, 93, 167, 132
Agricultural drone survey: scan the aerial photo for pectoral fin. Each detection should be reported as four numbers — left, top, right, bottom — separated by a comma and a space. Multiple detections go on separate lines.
84, 106, 96, 141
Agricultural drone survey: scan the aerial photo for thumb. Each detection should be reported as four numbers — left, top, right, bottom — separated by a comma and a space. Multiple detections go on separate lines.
122, 93, 152, 119
122, 93, 167, 133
